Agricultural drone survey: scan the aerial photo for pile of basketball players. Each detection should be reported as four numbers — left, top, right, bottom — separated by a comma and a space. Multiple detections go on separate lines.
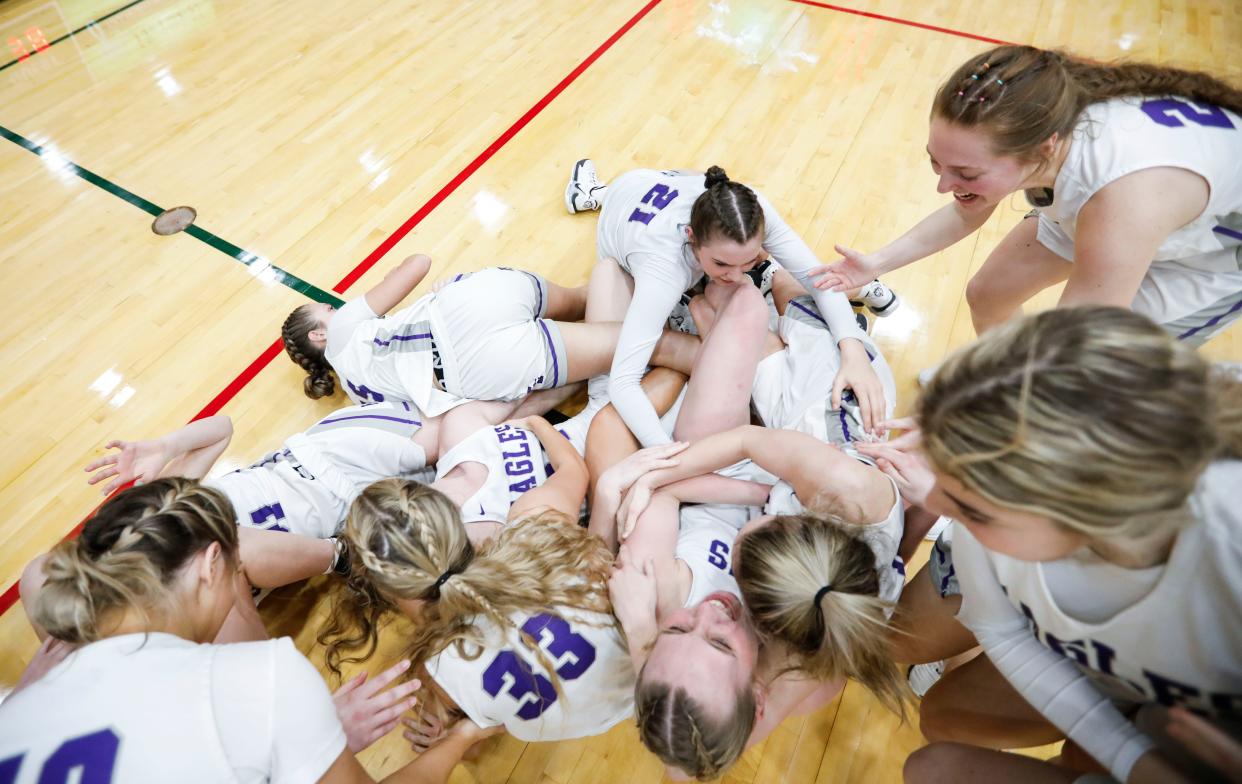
5, 44, 1240, 784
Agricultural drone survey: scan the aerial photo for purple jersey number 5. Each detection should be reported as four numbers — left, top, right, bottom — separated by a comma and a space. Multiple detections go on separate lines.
628, 183, 680, 226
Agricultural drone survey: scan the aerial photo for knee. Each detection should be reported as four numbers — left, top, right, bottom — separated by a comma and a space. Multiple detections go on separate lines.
720, 283, 769, 331
903, 743, 964, 784
963, 270, 995, 314
917, 685, 957, 743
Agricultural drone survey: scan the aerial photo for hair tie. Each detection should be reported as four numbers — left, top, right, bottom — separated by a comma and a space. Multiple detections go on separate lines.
813, 584, 833, 609
970, 74, 979, 80
432, 569, 456, 592
956, 90, 964, 96
980, 62, 991, 72
995, 78, 1004, 85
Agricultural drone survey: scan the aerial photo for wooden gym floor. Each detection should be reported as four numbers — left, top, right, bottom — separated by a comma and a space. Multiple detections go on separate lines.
0, 0, 1238, 781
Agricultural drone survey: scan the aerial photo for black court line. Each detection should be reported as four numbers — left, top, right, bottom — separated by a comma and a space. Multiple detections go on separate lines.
0, 0, 152, 74
0, 123, 343, 305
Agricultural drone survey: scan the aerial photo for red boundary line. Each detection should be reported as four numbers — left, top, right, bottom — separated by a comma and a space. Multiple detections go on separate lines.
788, 0, 1013, 46
1, 0, 1013, 619
0, 0, 664, 620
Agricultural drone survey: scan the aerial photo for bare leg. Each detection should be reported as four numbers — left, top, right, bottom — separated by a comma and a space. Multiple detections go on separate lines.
904, 743, 1080, 784
920, 654, 1064, 747
544, 281, 589, 322
690, 290, 785, 357
889, 564, 974, 665
674, 284, 771, 442
586, 257, 634, 322
770, 268, 808, 315
899, 506, 940, 560
966, 216, 1072, 334
556, 321, 699, 380
510, 382, 585, 418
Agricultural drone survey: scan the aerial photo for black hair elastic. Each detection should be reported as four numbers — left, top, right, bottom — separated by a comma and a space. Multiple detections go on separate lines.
813, 584, 833, 609
432, 570, 455, 592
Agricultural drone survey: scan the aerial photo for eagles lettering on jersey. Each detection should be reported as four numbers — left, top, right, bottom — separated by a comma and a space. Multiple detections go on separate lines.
1009, 594, 1242, 716
493, 425, 540, 498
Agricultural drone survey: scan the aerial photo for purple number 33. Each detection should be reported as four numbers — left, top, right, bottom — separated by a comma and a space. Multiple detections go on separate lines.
628, 184, 680, 225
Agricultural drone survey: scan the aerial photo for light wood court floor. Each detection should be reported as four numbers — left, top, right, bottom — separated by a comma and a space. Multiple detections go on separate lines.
1, 0, 1239, 781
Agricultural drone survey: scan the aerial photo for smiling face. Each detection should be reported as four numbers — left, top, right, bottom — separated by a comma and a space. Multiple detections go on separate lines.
689, 232, 766, 286
924, 470, 1087, 561
926, 117, 1044, 211
641, 592, 760, 720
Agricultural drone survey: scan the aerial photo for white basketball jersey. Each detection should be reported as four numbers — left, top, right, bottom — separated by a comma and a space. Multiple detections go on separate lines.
208, 402, 427, 538
425, 607, 635, 742
0, 634, 345, 784
676, 504, 754, 608
765, 479, 906, 606
1046, 97, 1242, 265
436, 423, 550, 526
968, 459, 1242, 718
326, 295, 465, 417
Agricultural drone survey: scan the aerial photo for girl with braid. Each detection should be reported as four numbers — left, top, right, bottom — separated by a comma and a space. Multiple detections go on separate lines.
321, 477, 636, 748
563, 161, 894, 444
281, 254, 699, 416
812, 45, 1242, 345
3, 478, 495, 784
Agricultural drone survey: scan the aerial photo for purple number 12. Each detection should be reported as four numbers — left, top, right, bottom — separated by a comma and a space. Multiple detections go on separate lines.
628, 184, 680, 225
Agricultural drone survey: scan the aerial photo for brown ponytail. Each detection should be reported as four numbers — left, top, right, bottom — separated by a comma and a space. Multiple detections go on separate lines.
933, 45, 1242, 168
689, 165, 765, 246
33, 479, 239, 643
281, 304, 336, 399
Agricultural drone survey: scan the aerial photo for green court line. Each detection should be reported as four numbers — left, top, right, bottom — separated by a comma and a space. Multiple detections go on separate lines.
0, 123, 343, 305
0, 0, 152, 74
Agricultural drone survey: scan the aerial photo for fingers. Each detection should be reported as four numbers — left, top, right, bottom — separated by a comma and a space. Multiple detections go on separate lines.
1166, 708, 1242, 775
86, 466, 119, 486
333, 672, 367, 699
830, 375, 845, 411
358, 659, 411, 699
84, 454, 118, 473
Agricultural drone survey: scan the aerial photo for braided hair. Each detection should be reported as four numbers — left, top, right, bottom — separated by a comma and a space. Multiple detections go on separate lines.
634, 675, 757, 780
320, 479, 614, 686
689, 166, 766, 247
281, 304, 336, 399
933, 45, 1242, 170
32, 478, 239, 643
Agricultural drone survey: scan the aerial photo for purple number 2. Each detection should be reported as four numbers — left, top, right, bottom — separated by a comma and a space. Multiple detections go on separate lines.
628, 184, 680, 225
1141, 98, 1235, 130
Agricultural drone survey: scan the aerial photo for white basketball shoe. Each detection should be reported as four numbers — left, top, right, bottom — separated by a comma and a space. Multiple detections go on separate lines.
850, 279, 900, 317
565, 159, 607, 213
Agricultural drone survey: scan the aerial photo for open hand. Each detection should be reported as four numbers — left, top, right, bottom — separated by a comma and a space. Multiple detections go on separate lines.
807, 245, 881, 292
333, 660, 421, 752
84, 439, 170, 495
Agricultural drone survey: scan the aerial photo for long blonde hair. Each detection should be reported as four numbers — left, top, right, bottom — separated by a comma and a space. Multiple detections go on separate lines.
919, 306, 1242, 540
321, 478, 614, 685
733, 514, 908, 717
33, 478, 239, 643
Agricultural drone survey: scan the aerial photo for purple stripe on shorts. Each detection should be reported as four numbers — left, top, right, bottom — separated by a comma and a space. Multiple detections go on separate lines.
319, 413, 423, 427
372, 331, 433, 348
1177, 296, 1242, 341
520, 270, 544, 316
789, 299, 825, 325
1213, 225, 1242, 243
838, 408, 853, 442
538, 320, 560, 387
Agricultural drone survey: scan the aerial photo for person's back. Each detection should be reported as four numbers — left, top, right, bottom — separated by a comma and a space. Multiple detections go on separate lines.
0, 634, 344, 783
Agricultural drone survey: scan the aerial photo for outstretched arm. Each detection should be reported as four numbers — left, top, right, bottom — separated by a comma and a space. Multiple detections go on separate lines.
84, 415, 233, 493
363, 254, 434, 316
623, 426, 891, 536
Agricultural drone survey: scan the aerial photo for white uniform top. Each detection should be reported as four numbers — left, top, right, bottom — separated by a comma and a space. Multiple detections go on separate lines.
435, 423, 550, 526
676, 503, 754, 608
764, 478, 906, 607
207, 402, 428, 538
953, 460, 1242, 784
1037, 97, 1242, 332
596, 169, 868, 447
425, 607, 634, 742
325, 296, 465, 417
0, 634, 345, 783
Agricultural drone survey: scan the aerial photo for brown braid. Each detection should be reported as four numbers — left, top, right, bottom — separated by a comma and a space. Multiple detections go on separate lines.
634, 672, 757, 780
934, 45, 1242, 168
689, 165, 766, 246
281, 304, 336, 399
